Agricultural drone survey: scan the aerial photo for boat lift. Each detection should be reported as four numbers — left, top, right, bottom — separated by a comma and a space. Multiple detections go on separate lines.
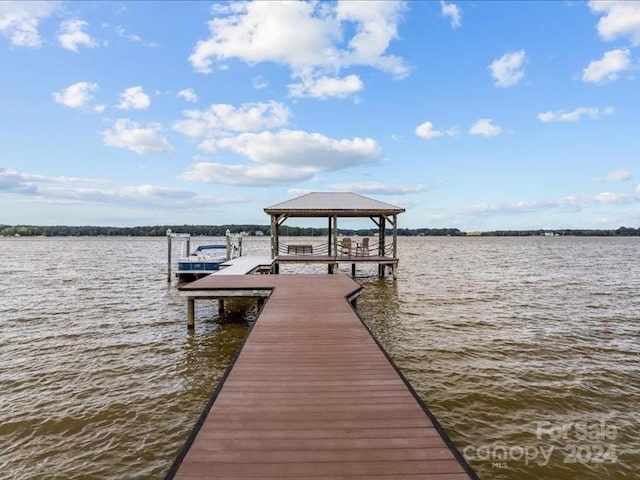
166, 229, 243, 282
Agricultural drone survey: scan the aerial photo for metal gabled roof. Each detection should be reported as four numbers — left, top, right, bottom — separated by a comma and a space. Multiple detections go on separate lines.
264, 192, 405, 217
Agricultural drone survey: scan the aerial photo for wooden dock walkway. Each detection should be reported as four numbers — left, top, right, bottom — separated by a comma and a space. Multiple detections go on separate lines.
216, 256, 274, 275
167, 274, 477, 479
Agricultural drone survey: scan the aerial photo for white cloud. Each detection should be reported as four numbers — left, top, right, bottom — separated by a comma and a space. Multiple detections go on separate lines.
489, 50, 526, 87
177, 88, 198, 103
594, 192, 628, 204
440, 1, 461, 28
182, 129, 381, 186
116, 26, 140, 43
0, 167, 105, 194
215, 130, 380, 169
253, 76, 267, 89
415, 121, 457, 139
589, 1, 640, 45
117, 86, 151, 110
334, 1, 408, 78
465, 185, 640, 218
287, 188, 314, 196
0, 1, 59, 47
190, 2, 337, 73
598, 169, 633, 183
102, 119, 174, 155
0, 168, 38, 193
466, 196, 586, 216
582, 48, 631, 84
538, 106, 614, 122
591, 186, 640, 206
115, 25, 157, 47
0, 168, 245, 209
52, 81, 98, 109
330, 182, 428, 195
173, 101, 290, 139
181, 162, 316, 186
469, 118, 504, 137
189, 1, 408, 90
57, 19, 97, 52
288, 74, 363, 99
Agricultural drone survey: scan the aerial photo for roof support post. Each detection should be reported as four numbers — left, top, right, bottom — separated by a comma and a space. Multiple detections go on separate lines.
392, 214, 398, 260
270, 214, 279, 259
332, 216, 338, 257
378, 215, 386, 277
327, 216, 333, 273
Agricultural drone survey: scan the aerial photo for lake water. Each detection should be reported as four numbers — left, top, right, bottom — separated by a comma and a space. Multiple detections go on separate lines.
0, 236, 638, 479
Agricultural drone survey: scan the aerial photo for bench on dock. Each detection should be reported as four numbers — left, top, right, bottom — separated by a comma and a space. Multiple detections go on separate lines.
287, 244, 313, 254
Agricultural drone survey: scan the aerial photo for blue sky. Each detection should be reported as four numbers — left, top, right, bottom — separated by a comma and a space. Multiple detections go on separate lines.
1, 1, 639, 230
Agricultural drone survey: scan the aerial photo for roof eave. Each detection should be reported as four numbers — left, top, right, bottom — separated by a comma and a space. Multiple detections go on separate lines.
264, 208, 406, 217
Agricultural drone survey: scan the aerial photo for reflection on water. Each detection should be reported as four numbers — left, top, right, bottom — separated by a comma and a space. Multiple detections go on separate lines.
0, 236, 638, 479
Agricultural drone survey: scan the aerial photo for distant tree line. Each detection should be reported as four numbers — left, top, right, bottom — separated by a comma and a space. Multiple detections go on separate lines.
479, 227, 640, 237
0, 224, 270, 237
336, 228, 466, 237
1, 224, 638, 237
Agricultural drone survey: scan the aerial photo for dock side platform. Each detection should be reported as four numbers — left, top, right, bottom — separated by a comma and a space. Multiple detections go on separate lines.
168, 274, 477, 479
217, 256, 275, 275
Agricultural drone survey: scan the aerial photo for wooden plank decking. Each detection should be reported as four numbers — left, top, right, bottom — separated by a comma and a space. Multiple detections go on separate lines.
216, 256, 275, 275
168, 274, 477, 479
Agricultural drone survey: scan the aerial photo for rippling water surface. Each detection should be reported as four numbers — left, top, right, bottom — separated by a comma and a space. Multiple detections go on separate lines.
1, 236, 638, 479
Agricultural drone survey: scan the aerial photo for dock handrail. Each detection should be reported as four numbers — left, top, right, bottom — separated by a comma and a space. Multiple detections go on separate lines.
277, 240, 395, 257
278, 241, 329, 255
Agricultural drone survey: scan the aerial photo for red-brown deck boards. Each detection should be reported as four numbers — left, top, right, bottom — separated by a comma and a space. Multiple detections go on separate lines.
171, 274, 474, 479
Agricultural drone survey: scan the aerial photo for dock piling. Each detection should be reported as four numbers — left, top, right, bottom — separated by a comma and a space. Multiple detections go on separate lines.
167, 230, 172, 282
187, 298, 195, 329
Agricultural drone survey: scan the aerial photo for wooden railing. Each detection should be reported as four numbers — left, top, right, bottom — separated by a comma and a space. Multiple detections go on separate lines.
278, 242, 330, 255
278, 240, 395, 257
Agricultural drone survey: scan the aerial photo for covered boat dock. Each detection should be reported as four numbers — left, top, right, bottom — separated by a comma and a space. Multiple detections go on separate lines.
264, 192, 405, 278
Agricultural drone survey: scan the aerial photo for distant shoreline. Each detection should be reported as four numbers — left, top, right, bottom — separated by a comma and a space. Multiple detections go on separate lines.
1, 225, 639, 237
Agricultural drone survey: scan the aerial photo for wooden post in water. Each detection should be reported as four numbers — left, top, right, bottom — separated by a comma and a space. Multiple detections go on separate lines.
167, 230, 172, 282
218, 299, 225, 314
187, 298, 195, 329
